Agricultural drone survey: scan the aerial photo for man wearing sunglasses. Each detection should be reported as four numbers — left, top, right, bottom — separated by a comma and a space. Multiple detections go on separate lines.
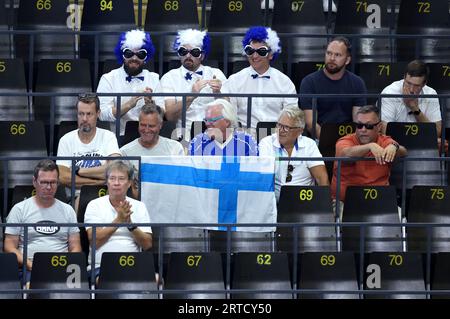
331, 105, 407, 207
189, 99, 258, 156
221, 26, 297, 130
299, 36, 367, 139
97, 29, 161, 135
380, 60, 442, 137
155, 29, 226, 140
259, 105, 329, 201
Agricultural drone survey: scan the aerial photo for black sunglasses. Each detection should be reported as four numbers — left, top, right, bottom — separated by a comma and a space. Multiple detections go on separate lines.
354, 121, 380, 130
122, 48, 148, 60
177, 46, 202, 58
244, 45, 271, 57
286, 164, 294, 183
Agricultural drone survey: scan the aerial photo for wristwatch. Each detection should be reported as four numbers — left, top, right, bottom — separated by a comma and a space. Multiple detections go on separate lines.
391, 142, 400, 151
408, 109, 421, 116
128, 226, 137, 232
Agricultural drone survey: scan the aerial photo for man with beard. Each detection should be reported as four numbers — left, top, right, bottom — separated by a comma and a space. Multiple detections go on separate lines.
299, 36, 367, 139
56, 93, 121, 210
97, 29, 160, 135
222, 26, 297, 131
155, 28, 226, 140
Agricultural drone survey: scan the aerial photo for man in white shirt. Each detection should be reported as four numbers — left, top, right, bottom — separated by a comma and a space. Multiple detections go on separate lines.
97, 29, 161, 135
155, 28, 226, 140
380, 60, 442, 137
222, 26, 298, 130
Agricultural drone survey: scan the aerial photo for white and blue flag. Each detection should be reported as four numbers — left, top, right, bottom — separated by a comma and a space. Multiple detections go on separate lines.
140, 156, 277, 232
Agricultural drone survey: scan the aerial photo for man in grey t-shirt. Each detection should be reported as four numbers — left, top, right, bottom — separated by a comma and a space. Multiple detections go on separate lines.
4, 159, 81, 281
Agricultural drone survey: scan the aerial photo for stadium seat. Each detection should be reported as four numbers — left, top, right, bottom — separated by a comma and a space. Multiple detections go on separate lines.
80, 0, 136, 63
152, 226, 207, 254
363, 252, 426, 299
10, 184, 67, 213
396, 0, 450, 63
256, 121, 276, 143
209, 230, 274, 253
334, 0, 394, 62
34, 59, 93, 125
97, 252, 157, 299
29, 252, 90, 299
271, 0, 327, 63
407, 186, 450, 252
298, 252, 359, 299
318, 122, 356, 182
431, 252, 450, 299
386, 122, 442, 190
0, 253, 22, 299
100, 59, 155, 83
0, 121, 48, 188
0, 0, 11, 58
0, 58, 29, 120
120, 120, 178, 147
292, 61, 324, 92
15, 0, 76, 62
342, 186, 403, 252
277, 186, 337, 252
164, 252, 225, 299
231, 252, 292, 299
190, 120, 206, 140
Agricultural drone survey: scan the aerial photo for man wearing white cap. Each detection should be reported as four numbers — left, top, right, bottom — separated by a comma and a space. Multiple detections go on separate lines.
222, 26, 298, 130
97, 29, 161, 135
155, 28, 227, 140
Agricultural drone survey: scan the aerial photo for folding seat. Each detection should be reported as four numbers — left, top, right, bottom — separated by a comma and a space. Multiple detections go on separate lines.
363, 252, 426, 299
15, 0, 76, 62
79, 0, 136, 64
0, 121, 47, 188
0, 253, 22, 299
144, 0, 199, 74
29, 252, 90, 299
0, 0, 11, 58
292, 61, 324, 92
164, 252, 225, 299
396, 0, 450, 63
120, 120, 178, 148
271, 0, 328, 63
334, 0, 395, 63
209, 230, 274, 253
0, 58, 29, 120
407, 186, 450, 252
190, 120, 206, 140
256, 121, 276, 143
10, 184, 67, 213
431, 252, 450, 299
231, 252, 292, 299
96, 252, 157, 299
342, 186, 403, 252
356, 61, 407, 105
386, 122, 442, 190
298, 252, 359, 299
277, 186, 336, 252
318, 122, 356, 181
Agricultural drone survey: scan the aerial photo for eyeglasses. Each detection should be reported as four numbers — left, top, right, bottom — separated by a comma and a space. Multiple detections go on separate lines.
177, 46, 202, 58
122, 48, 148, 60
203, 115, 224, 124
354, 121, 380, 130
37, 180, 58, 188
244, 45, 271, 57
286, 164, 294, 183
276, 123, 301, 132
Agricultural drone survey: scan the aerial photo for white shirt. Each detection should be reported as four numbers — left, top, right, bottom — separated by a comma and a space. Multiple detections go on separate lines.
96, 66, 161, 135
120, 136, 185, 157
222, 66, 298, 128
259, 133, 325, 201
84, 195, 152, 269
154, 65, 227, 137
380, 79, 442, 123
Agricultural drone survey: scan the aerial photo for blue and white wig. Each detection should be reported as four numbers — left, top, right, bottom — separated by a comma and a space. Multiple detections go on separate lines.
114, 29, 155, 64
242, 26, 281, 60
173, 29, 211, 59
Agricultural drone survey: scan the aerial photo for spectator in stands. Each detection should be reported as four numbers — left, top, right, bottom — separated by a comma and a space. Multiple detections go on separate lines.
4, 159, 81, 282
300, 36, 367, 139
222, 26, 297, 130
331, 105, 407, 218
97, 29, 160, 135
259, 105, 329, 201
380, 60, 442, 137
189, 99, 258, 156
155, 28, 226, 140
84, 160, 152, 278
56, 93, 121, 210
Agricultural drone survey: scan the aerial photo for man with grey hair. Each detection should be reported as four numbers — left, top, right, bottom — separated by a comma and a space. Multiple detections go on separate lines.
259, 105, 329, 200
189, 99, 258, 156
